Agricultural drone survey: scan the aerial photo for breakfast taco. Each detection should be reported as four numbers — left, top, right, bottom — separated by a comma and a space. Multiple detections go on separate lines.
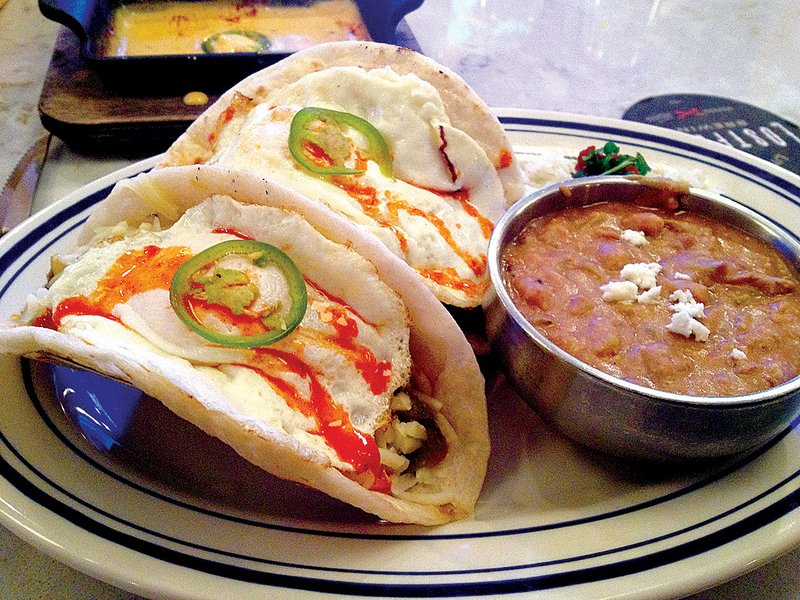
0, 165, 489, 525
159, 41, 525, 308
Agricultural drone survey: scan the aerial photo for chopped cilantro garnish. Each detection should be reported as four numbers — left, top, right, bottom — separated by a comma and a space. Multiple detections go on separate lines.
573, 142, 651, 178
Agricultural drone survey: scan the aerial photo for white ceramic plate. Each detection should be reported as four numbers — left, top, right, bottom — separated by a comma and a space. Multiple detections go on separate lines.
1, 110, 800, 600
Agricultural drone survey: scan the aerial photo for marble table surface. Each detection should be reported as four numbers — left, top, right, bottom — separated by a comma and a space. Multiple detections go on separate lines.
1, 0, 800, 597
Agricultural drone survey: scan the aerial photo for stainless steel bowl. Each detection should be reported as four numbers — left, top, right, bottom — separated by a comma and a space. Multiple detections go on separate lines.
486, 175, 800, 462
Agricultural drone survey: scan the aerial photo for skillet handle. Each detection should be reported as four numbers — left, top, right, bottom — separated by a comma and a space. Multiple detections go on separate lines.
38, 0, 93, 44
360, 0, 425, 45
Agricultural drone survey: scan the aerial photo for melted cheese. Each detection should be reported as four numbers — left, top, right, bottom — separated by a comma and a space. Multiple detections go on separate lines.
104, 0, 369, 56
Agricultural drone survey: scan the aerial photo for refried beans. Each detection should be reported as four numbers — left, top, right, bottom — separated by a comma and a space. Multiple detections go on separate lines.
501, 200, 800, 396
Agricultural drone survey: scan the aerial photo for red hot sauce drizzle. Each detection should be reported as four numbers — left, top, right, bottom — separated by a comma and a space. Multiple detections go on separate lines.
332, 177, 410, 254
437, 125, 459, 183
303, 278, 393, 395
207, 91, 255, 148
302, 140, 336, 169
319, 304, 392, 395
498, 148, 514, 169
36, 245, 193, 330
183, 294, 269, 337
331, 174, 493, 298
211, 227, 255, 240
248, 348, 391, 492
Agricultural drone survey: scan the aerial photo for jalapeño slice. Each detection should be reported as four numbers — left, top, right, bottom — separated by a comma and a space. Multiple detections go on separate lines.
170, 240, 307, 348
288, 107, 394, 178
201, 30, 272, 54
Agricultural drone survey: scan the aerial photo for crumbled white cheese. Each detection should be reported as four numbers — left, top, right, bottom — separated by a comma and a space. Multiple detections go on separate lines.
731, 348, 748, 360
636, 285, 662, 304
602, 262, 663, 303
601, 281, 639, 303
620, 229, 650, 246
668, 289, 705, 319
379, 447, 410, 472
390, 391, 413, 412
674, 272, 692, 281
666, 288, 708, 340
667, 310, 710, 341
668, 289, 694, 304
672, 302, 705, 319
620, 262, 662, 290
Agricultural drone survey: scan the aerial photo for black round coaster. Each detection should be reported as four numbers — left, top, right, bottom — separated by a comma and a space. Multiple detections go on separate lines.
623, 94, 800, 175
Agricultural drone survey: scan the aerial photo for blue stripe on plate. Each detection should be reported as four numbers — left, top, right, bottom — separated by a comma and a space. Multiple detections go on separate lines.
1, 442, 800, 595
0, 186, 109, 298
5, 393, 800, 579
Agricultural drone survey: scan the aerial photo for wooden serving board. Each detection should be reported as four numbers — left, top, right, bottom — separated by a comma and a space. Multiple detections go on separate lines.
38, 28, 220, 154
38, 24, 421, 154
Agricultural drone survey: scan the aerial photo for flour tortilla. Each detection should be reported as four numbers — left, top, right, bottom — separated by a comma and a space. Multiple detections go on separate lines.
0, 165, 489, 525
160, 41, 524, 205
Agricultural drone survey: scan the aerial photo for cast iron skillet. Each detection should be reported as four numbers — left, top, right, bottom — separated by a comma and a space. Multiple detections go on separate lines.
39, 0, 424, 93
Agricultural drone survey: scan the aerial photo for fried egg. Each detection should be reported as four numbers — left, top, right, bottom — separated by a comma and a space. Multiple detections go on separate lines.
207, 67, 505, 307
36, 196, 412, 472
